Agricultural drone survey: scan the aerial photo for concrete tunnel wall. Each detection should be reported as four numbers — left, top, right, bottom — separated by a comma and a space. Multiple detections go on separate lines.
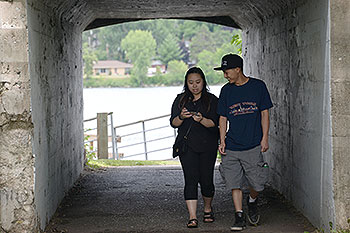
243, 0, 350, 228
0, 1, 36, 232
26, 0, 86, 230
243, 0, 334, 228
330, 0, 350, 228
0, 0, 349, 232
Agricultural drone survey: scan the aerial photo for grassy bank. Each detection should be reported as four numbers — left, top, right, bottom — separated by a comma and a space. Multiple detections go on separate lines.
84, 77, 133, 88
87, 159, 180, 168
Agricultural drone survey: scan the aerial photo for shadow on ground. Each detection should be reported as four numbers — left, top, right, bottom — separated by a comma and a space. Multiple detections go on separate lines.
45, 165, 316, 233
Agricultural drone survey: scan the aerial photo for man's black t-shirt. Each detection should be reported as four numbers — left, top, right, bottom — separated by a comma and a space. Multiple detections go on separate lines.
217, 78, 273, 151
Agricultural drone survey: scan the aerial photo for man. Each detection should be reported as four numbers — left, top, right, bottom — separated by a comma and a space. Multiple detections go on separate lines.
214, 54, 273, 231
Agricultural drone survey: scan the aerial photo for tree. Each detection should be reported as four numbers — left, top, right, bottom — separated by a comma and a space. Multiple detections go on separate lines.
97, 25, 129, 61
231, 31, 242, 55
82, 42, 98, 78
146, 19, 180, 46
179, 20, 201, 40
121, 30, 156, 86
197, 42, 240, 84
82, 19, 242, 87
189, 25, 216, 62
166, 60, 188, 85
197, 50, 222, 84
157, 34, 183, 69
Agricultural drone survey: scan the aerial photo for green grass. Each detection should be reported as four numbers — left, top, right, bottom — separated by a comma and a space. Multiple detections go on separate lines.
87, 159, 180, 168
83, 77, 133, 88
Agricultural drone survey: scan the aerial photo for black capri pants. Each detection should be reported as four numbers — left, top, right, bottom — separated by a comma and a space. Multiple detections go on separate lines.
179, 147, 217, 200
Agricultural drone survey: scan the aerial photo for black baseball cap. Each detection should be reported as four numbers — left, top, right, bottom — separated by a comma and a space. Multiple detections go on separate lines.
214, 54, 243, 71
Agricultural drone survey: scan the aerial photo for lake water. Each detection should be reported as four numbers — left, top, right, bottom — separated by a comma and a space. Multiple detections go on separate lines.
83, 85, 223, 160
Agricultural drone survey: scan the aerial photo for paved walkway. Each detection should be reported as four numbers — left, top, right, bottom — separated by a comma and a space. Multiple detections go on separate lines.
45, 165, 316, 233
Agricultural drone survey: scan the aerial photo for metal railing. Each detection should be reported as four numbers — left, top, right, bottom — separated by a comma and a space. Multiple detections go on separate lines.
114, 114, 177, 160
84, 112, 177, 160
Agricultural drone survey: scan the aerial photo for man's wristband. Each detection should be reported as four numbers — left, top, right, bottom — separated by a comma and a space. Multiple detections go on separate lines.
178, 115, 184, 120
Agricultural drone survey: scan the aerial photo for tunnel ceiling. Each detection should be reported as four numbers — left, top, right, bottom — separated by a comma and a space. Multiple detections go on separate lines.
53, 0, 304, 30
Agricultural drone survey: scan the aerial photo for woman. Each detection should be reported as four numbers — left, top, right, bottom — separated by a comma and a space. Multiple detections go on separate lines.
170, 67, 219, 228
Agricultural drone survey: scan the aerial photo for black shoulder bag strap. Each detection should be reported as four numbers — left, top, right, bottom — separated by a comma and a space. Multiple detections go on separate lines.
183, 105, 200, 139
183, 120, 194, 140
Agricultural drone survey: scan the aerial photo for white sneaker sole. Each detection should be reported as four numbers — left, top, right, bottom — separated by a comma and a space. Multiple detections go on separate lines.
230, 226, 246, 231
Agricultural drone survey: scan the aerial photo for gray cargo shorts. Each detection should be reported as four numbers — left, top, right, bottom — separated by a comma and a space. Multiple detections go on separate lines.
221, 146, 268, 192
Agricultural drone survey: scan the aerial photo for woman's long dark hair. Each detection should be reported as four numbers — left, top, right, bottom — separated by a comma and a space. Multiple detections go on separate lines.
179, 67, 211, 112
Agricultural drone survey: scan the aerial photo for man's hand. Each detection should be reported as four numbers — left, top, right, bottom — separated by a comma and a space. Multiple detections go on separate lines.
260, 110, 270, 152
260, 137, 269, 152
219, 116, 228, 155
219, 142, 226, 155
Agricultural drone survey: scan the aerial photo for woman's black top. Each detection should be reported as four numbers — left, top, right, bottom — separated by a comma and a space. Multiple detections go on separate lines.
170, 92, 219, 152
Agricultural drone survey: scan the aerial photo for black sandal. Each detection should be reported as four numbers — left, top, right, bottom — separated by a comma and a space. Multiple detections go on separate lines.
203, 211, 215, 223
187, 219, 198, 228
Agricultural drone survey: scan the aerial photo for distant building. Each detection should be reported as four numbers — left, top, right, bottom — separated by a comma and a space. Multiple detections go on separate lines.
147, 60, 166, 76
93, 60, 133, 78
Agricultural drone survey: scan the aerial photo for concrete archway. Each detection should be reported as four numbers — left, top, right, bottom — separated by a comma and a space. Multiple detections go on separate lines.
0, 0, 349, 232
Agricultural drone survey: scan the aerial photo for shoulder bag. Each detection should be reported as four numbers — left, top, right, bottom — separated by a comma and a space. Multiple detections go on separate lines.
172, 120, 194, 158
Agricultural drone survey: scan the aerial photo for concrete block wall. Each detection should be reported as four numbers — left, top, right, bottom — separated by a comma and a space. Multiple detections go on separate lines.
0, 0, 36, 232
330, 0, 350, 228
243, 0, 350, 229
27, 0, 85, 230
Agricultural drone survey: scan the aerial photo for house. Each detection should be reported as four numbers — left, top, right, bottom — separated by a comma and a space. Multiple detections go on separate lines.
147, 60, 166, 76
93, 60, 133, 77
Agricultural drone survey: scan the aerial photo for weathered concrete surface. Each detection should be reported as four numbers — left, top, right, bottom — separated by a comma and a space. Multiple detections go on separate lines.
26, 0, 85, 230
243, 0, 349, 230
0, 0, 36, 232
1, 0, 349, 231
45, 166, 316, 233
330, 0, 350, 229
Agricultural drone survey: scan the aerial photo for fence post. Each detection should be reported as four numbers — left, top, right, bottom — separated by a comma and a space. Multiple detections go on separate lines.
97, 113, 108, 159
109, 113, 116, 160
142, 121, 148, 160
114, 128, 120, 160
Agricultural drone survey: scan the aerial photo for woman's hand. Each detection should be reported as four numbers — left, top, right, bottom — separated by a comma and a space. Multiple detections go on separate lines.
192, 111, 203, 122
193, 112, 216, 128
179, 108, 192, 120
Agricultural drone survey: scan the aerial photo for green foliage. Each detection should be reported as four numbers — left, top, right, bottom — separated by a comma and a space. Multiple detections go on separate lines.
197, 42, 240, 85
82, 19, 243, 87
83, 77, 133, 88
121, 30, 157, 86
84, 135, 97, 168
189, 25, 236, 63
143, 69, 167, 86
328, 220, 350, 233
197, 50, 219, 84
165, 60, 188, 86
189, 25, 216, 62
180, 20, 201, 40
82, 43, 98, 78
231, 32, 242, 55
157, 34, 183, 68
147, 19, 180, 46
